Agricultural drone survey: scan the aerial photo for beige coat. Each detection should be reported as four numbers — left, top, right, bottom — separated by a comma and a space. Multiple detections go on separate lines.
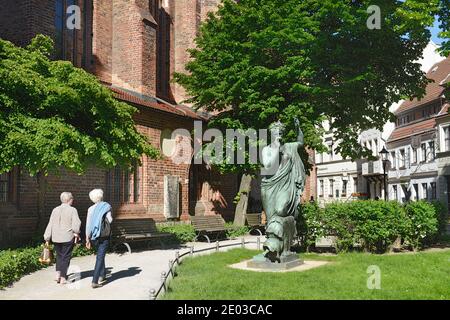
43, 203, 81, 243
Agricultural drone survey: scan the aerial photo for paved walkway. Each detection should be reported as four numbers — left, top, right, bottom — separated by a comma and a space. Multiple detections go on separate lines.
0, 236, 261, 300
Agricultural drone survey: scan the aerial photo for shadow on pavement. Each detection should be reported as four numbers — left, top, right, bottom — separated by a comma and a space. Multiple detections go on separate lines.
71, 267, 141, 286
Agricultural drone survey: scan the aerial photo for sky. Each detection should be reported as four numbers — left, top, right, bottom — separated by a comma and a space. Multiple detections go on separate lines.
430, 16, 443, 44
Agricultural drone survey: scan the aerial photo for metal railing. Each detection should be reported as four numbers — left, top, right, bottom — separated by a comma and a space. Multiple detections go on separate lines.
149, 237, 262, 300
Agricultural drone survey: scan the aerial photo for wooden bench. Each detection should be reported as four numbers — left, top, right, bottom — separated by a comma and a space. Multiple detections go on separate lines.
111, 218, 172, 253
245, 213, 265, 236
191, 215, 227, 243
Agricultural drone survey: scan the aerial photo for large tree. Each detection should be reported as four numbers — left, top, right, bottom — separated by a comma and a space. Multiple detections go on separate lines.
175, 0, 447, 224
438, 0, 450, 55
0, 35, 159, 229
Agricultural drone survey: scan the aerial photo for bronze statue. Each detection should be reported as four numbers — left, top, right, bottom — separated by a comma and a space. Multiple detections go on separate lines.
259, 119, 305, 262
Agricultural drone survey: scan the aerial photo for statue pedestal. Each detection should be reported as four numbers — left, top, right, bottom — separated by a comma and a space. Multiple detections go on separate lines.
247, 253, 303, 270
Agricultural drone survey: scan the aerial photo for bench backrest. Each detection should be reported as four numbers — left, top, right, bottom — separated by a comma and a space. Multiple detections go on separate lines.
190, 215, 226, 231
112, 218, 158, 236
246, 213, 262, 226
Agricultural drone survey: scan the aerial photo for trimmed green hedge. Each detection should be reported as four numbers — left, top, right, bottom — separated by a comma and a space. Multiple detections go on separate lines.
299, 200, 446, 253
225, 222, 250, 239
157, 223, 196, 243
0, 244, 94, 289
157, 222, 251, 243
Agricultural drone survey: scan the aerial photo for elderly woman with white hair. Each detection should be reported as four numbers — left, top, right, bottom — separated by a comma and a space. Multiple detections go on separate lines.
85, 189, 113, 288
44, 192, 81, 284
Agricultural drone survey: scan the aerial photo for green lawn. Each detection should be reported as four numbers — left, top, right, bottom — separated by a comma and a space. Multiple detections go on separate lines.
163, 248, 450, 300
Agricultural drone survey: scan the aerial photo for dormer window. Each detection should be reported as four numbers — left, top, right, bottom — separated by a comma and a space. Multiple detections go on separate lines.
440, 73, 450, 85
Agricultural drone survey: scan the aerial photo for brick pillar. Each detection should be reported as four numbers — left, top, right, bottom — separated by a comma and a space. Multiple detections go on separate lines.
172, 0, 221, 103
111, 0, 157, 96
172, 0, 200, 103
92, 0, 113, 84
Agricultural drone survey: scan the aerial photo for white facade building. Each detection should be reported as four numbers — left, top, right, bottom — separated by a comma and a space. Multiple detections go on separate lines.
315, 120, 359, 205
387, 54, 448, 204
436, 109, 450, 210
316, 42, 445, 206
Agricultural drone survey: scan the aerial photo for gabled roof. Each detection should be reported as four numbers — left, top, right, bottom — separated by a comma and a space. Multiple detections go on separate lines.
387, 118, 436, 144
395, 57, 450, 115
110, 86, 207, 120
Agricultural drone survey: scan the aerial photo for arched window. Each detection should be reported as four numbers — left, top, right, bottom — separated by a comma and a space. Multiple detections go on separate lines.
0, 167, 19, 204
105, 162, 142, 204
55, 0, 93, 69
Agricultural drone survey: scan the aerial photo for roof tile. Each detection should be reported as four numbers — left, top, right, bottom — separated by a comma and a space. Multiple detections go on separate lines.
110, 86, 206, 120
395, 57, 450, 114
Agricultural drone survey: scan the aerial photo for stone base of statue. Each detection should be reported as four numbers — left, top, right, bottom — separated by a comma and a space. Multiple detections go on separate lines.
247, 252, 303, 270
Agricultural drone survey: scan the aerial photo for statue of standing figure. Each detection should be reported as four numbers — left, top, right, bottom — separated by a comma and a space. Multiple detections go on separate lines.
260, 118, 305, 262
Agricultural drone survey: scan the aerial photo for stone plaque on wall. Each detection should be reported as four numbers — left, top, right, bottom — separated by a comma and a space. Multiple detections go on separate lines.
164, 175, 180, 219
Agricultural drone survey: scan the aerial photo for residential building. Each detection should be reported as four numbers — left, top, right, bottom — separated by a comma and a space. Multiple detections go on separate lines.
436, 106, 450, 210
315, 121, 359, 206
316, 42, 444, 206
386, 56, 449, 204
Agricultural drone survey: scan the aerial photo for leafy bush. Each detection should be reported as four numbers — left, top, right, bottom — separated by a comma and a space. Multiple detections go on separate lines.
353, 201, 404, 252
72, 244, 95, 257
403, 201, 439, 250
225, 223, 250, 239
298, 200, 443, 253
297, 202, 326, 251
430, 201, 449, 239
0, 242, 95, 289
0, 246, 42, 289
157, 223, 196, 243
323, 201, 405, 252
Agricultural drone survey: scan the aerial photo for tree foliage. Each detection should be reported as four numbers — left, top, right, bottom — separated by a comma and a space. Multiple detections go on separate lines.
175, 0, 446, 173
438, 0, 450, 56
0, 35, 159, 176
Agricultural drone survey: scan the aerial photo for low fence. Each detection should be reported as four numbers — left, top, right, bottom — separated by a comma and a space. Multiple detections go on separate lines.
149, 237, 262, 300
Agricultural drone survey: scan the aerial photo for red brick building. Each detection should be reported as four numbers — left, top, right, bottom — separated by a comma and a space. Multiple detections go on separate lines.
0, 0, 315, 246
0, 0, 240, 247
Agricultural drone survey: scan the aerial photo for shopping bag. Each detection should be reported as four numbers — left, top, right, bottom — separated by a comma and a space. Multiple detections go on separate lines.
39, 243, 53, 264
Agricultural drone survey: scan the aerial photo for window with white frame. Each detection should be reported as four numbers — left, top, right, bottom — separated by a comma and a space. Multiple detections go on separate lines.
422, 183, 428, 200
444, 126, 450, 152
317, 153, 323, 163
391, 151, 396, 169
412, 147, 417, 164
399, 149, 405, 168
429, 141, 435, 161
329, 179, 334, 197
327, 143, 333, 161
393, 185, 398, 200
413, 184, 419, 201
420, 143, 427, 162
319, 179, 324, 197
342, 180, 348, 197
431, 182, 437, 199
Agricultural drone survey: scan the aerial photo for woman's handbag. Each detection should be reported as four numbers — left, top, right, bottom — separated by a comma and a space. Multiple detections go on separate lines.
39, 243, 53, 264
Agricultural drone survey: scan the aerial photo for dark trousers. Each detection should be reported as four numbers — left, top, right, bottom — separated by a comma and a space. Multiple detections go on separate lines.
54, 241, 74, 279
93, 238, 109, 284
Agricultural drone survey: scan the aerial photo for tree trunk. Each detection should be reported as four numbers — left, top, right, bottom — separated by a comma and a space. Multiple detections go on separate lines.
35, 172, 48, 235
233, 174, 252, 226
